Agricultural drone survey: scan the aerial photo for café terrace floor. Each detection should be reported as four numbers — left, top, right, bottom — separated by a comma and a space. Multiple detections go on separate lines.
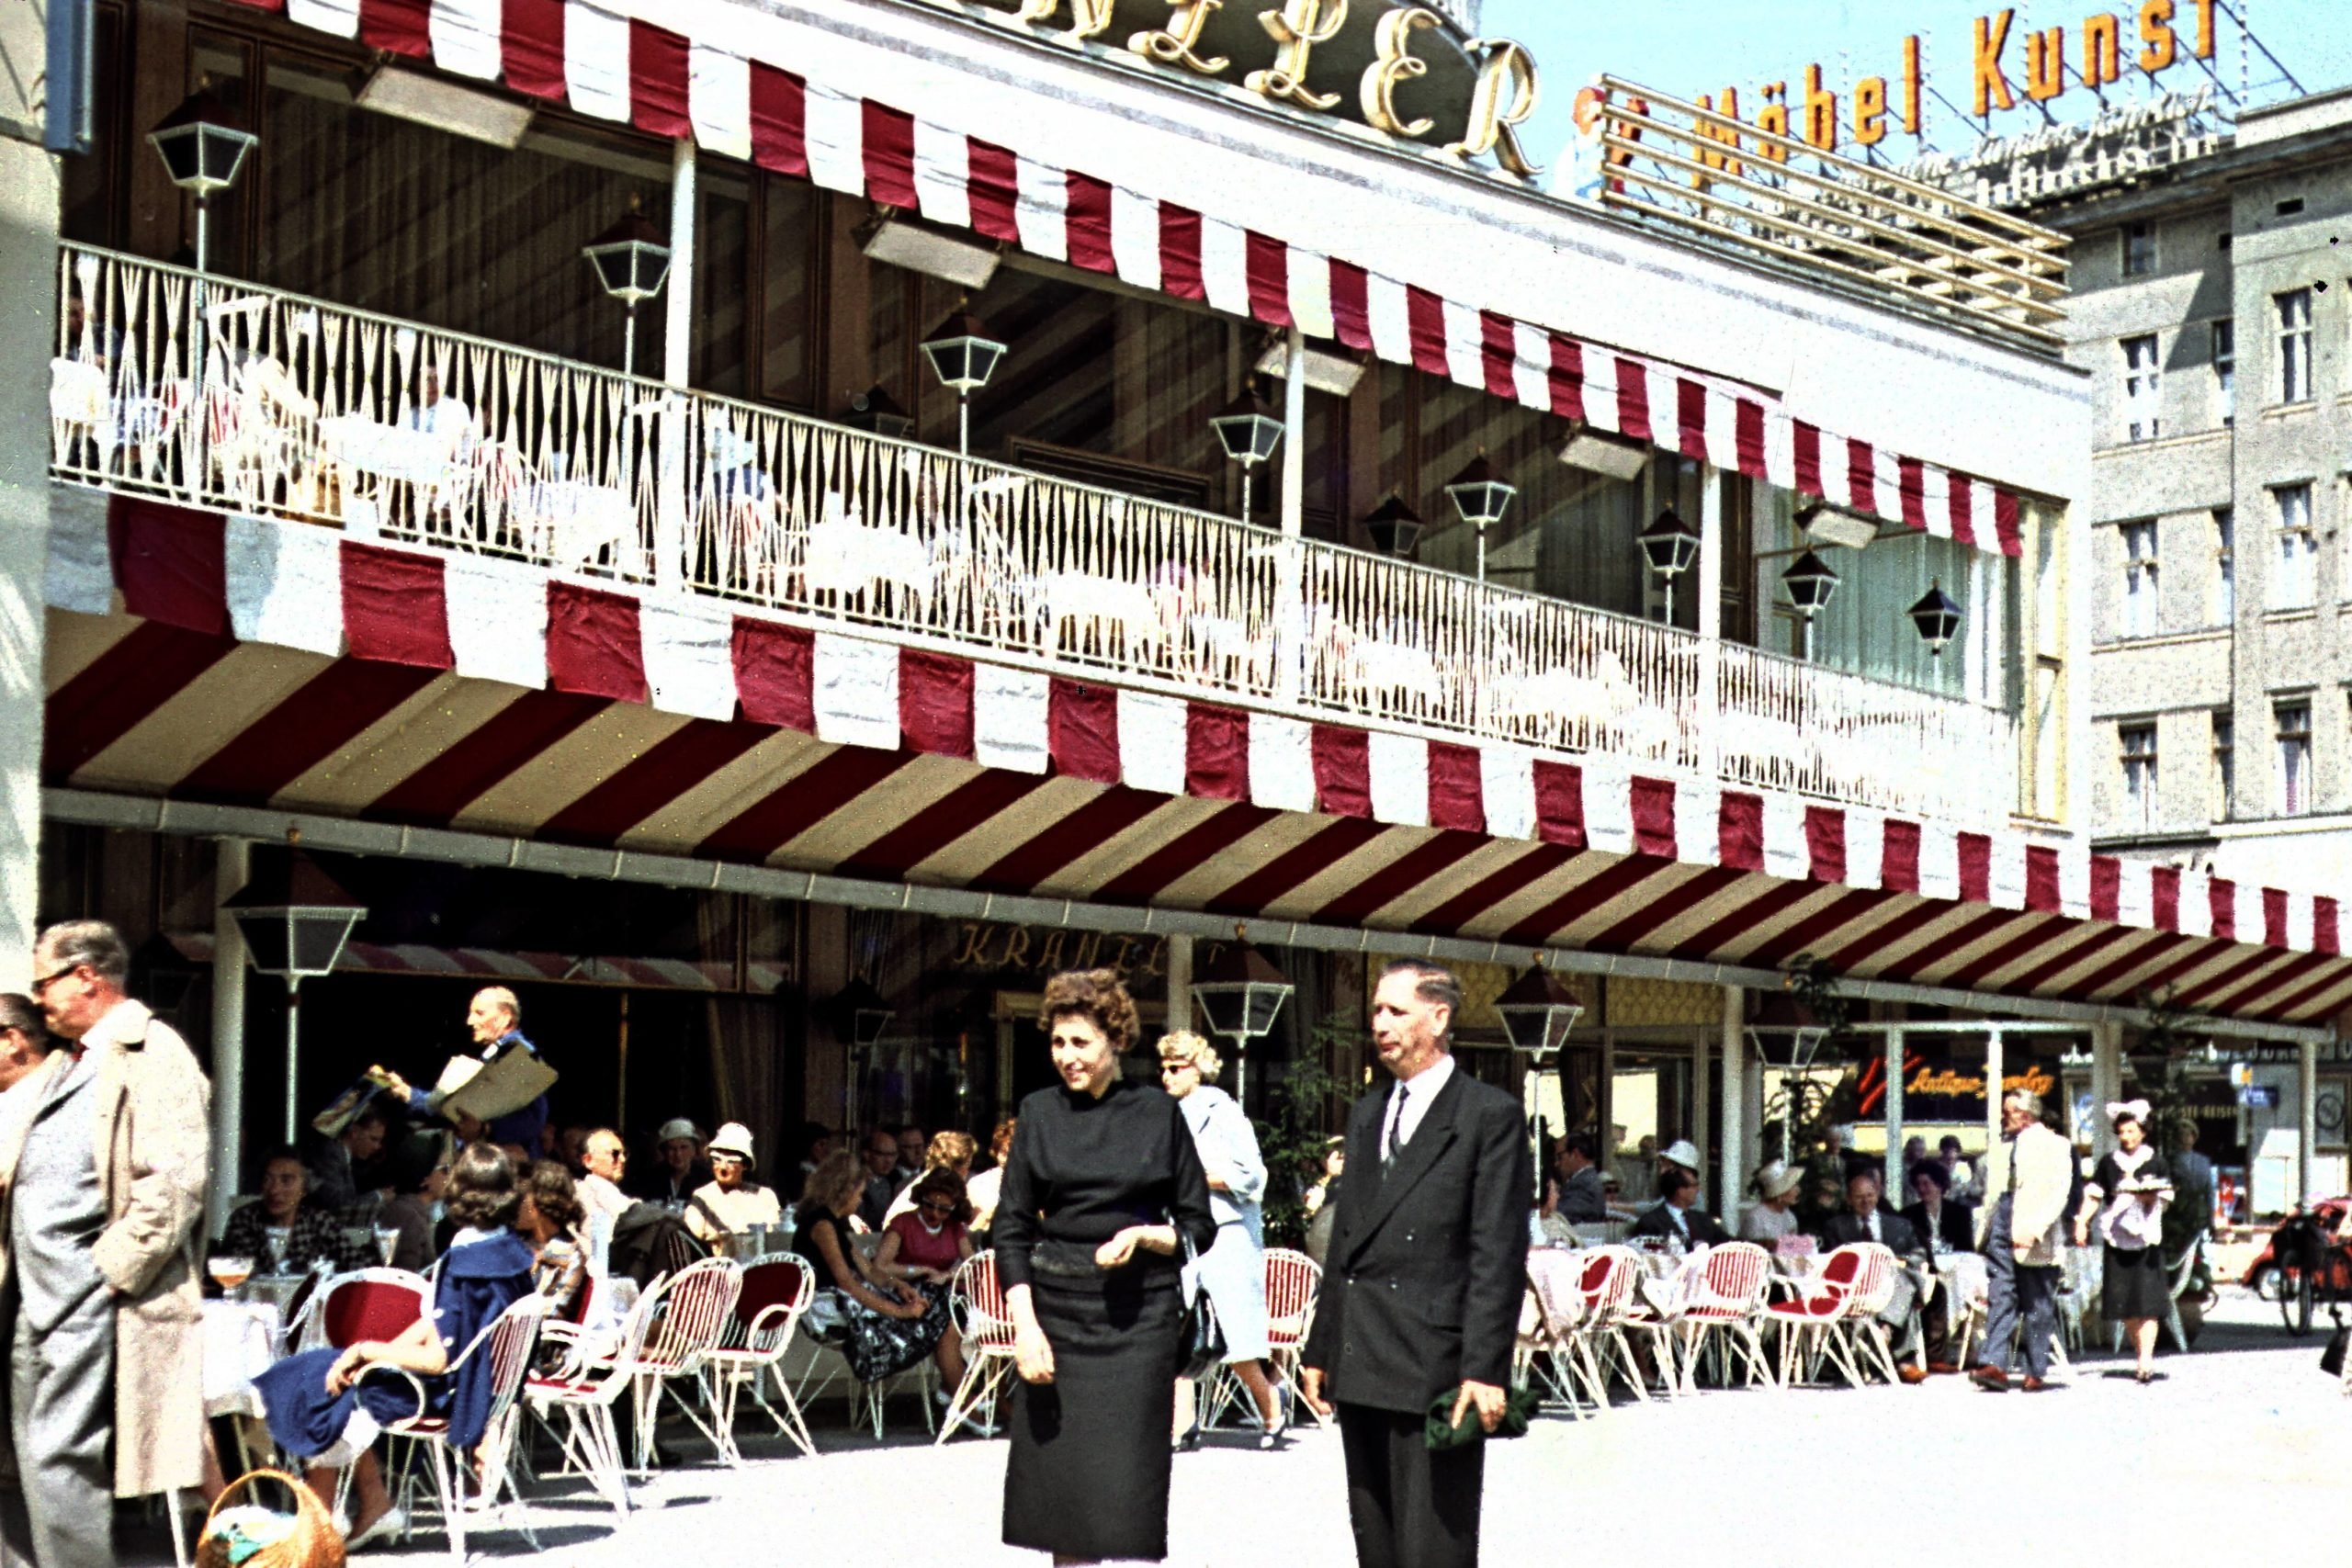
130, 1289, 2346, 1568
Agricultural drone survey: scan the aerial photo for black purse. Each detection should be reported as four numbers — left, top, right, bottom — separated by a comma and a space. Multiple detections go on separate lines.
2322, 1325, 2348, 1380
1177, 1239, 1227, 1380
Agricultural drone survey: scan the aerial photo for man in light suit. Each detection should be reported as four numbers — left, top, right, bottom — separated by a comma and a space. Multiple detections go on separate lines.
1973, 1088, 2074, 1392
1301, 960, 1528, 1568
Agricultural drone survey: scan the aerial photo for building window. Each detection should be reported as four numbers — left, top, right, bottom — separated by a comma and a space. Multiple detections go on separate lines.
2211, 318, 2234, 425
2275, 483, 2316, 609
2120, 520, 2159, 637
2120, 723, 2158, 829
2278, 288, 2313, 403
2212, 712, 2233, 819
2213, 507, 2234, 624
2121, 221, 2156, 276
2121, 333, 2161, 441
2278, 700, 2313, 815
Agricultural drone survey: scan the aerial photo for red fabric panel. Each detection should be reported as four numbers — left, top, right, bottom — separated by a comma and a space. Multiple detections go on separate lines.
1158, 204, 1204, 300
976, 790, 1163, 895
2209, 877, 2235, 942
2089, 855, 2121, 922
747, 62, 808, 175
1530, 761, 1585, 849
1791, 420, 1823, 498
1878, 818, 1921, 893
1994, 488, 2023, 556
1065, 174, 1115, 274
1897, 457, 1928, 532
1676, 378, 1708, 461
1717, 791, 1764, 872
369, 690, 606, 827
1804, 806, 1846, 884
838, 772, 1046, 881
1048, 679, 1119, 784
1185, 705, 1249, 800
503, 0, 567, 100
1546, 334, 1584, 422
861, 102, 919, 209
108, 496, 226, 635
541, 719, 771, 848
729, 618, 814, 730
1734, 399, 1767, 480
359, 0, 432, 57
1630, 777, 1677, 860
696, 747, 911, 863
341, 544, 453, 669
1613, 357, 1651, 444
2024, 844, 2060, 912
1310, 726, 1372, 818
1845, 437, 1877, 515
546, 582, 646, 702
898, 649, 975, 761
967, 141, 1022, 243
1947, 476, 1981, 549
2318, 897, 2341, 956
629, 21, 692, 139
2150, 865, 2181, 932
1329, 261, 1371, 351
1955, 832, 1991, 903
1405, 287, 1449, 376
1479, 311, 1518, 401
2265, 887, 2290, 947
1426, 742, 1484, 832
1245, 232, 1292, 327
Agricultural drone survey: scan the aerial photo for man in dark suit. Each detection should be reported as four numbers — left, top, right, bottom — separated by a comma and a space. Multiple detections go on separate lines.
1820, 1168, 1951, 1382
1625, 1165, 1729, 1247
1301, 960, 1527, 1568
1819, 1166, 1922, 1253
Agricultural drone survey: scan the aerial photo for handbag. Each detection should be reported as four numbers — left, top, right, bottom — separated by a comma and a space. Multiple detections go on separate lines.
2322, 1326, 2349, 1380
1176, 1238, 1227, 1381
1423, 1383, 1542, 1451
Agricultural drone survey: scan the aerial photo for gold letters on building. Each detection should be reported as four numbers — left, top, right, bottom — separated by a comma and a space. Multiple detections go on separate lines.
1014, 0, 1120, 39
1447, 37, 1542, 177
1360, 6, 1440, 138
1129, 1, 1232, 75
1248, 0, 1350, 110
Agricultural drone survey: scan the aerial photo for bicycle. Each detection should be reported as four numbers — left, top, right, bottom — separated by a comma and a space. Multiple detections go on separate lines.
2268, 1209, 2352, 1337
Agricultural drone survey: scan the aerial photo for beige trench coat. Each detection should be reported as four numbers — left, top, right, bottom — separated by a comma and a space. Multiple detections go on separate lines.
1972, 1121, 2075, 1267
0, 998, 211, 1498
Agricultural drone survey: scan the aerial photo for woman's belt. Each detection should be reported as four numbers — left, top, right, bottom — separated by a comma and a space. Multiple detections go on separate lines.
1023, 1238, 1180, 1285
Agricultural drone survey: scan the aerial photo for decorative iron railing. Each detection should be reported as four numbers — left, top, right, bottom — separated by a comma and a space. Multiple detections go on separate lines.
48, 243, 2017, 825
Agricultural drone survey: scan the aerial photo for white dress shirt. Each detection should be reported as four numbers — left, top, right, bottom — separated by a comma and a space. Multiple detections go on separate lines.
1382, 1053, 1456, 1157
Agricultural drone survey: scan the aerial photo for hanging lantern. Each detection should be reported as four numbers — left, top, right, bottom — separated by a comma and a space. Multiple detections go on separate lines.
1909, 579, 1963, 657
581, 197, 672, 307
1495, 964, 1585, 1058
1208, 389, 1285, 468
1363, 493, 1424, 558
1444, 453, 1517, 533
1637, 508, 1701, 580
1781, 548, 1841, 616
919, 310, 1009, 396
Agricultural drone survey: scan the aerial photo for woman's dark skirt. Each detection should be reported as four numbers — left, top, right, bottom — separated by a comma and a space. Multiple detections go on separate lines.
1002, 1258, 1182, 1562
2103, 1242, 2171, 1320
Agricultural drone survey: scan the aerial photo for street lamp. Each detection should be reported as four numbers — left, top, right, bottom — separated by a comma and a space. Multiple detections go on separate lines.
1781, 548, 1840, 660
1908, 579, 1963, 658
224, 848, 367, 1144
582, 195, 671, 379
921, 310, 1009, 457
1188, 937, 1294, 1102
1363, 493, 1423, 558
1445, 454, 1517, 583
149, 85, 255, 278
1638, 508, 1702, 625
1496, 963, 1587, 1198
1209, 389, 1285, 523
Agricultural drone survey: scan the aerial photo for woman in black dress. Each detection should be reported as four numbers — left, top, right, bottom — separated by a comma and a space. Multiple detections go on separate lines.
2074, 1099, 2173, 1382
999, 968, 1216, 1565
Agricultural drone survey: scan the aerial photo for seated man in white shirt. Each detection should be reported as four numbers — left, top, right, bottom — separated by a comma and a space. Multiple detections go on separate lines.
577, 1126, 634, 1224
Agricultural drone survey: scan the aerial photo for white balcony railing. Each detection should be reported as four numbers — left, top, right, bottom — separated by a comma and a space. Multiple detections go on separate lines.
47, 243, 2017, 826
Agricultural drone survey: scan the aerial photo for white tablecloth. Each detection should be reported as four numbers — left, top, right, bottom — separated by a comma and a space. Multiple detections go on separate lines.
203, 1300, 283, 1418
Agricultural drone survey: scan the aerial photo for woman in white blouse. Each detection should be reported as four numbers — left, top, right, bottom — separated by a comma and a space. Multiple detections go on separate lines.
1740, 1160, 1805, 1243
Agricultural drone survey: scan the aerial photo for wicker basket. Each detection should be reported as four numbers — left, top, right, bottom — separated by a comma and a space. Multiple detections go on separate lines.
196, 1468, 345, 1568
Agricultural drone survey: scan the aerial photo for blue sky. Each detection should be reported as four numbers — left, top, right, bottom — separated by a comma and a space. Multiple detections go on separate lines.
1484, 0, 2351, 174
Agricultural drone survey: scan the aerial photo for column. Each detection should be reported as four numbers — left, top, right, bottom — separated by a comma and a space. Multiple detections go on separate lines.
208, 840, 250, 1235
1696, 462, 1722, 777
0, 131, 55, 988
1718, 986, 1744, 1220
1273, 326, 1307, 704
2090, 1019, 2123, 1161
1165, 933, 1193, 1032
1692, 1027, 1711, 1203
654, 137, 696, 592
2301, 1038, 2320, 1202
1984, 1028, 2006, 1154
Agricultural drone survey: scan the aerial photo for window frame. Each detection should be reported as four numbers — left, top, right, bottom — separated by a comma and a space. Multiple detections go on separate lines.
2120, 333, 2162, 442
2212, 507, 2234, 625
2212, 711, 2234, 821
2274, 482, 2317, 610
2278, 288, 2314, 405
2119, 720, 2159, 830
2211, 317, 2234, 426
2276, 699, 2314, 816
2120, 220, 2156, 277
2119, 519, 2160, 637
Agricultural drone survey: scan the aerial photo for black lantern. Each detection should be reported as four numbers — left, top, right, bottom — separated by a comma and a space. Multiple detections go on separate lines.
921, 310, 1009, 456
1782, 548, 1841, 660
148, 87, 256, 202
1364, 493, 1423, 558
1638, 508, 1702, 623
832, 976, 894, 1051
1210, 389, 1284, 523
224, 849, 367, 1144
1908, 579, 1963, 657
582, 196, 671, 378
1188, 939, 1294, 1100
1445, 454, 1517, 582
846, 384, 915, 441
1495, 964, 1586, 1059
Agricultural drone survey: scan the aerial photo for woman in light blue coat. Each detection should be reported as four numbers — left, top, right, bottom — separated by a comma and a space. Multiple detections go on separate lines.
1159, 1030, 1287, 1449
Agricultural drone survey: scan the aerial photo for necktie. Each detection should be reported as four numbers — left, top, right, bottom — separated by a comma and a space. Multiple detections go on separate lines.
1382, 1084, 1409, 1175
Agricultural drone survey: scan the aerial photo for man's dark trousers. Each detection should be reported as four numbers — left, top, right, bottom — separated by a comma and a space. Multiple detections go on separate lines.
1337, 1404, 1483, 1568
1980, 1192, 2057, 1381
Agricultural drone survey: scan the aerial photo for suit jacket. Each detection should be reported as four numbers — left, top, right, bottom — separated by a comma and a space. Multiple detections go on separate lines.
1300, 1063, 1528, 1415
1818, 1204, 1922, 1256
1974, 1122, 2074, 1265
1551, 1164, 1608, 1224
1627, 1201, 1730, 1247
1902, 1197, 1975, 1253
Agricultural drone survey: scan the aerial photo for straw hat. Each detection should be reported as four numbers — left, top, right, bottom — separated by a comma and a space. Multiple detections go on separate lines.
1660, 1139, 1702, 1174
1754, 1161, 1804, 1201
707, 1122, 756, 1168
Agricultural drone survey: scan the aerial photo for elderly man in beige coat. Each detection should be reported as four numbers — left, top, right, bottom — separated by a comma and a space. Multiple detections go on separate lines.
1970, 1086, 2075, 1393
0, 919, 209, 1568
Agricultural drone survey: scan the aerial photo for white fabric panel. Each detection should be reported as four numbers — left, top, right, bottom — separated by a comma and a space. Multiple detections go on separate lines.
286, 0, 358, 37
226, 513, 343, 657
429, 0, 503, 80
1579, 352, 1620, 435
1109, 188, 1162, 294
1198, 217, 1251, 320
45, 486, 113, 615
1871, 447, 1903, 522
2114, 860, 2154, 930
2056, 848, 2091, 919
1578, 758, 1633, 857
688, 43, 752, 162
1815, 431, 1854, 509
912, 119, 975, 231
1366, 731, 1429, 828
1013, 156, 1069, 264
1673, 782, 1721, 868
1645, 366, 1681, 456
1842, 807, 1884, 892
1247, 714, 1316, 813
1959, 479, 1990, 547
801, 81, 866, 196
639, 599, 737, 721
1510, 321, 1551, 413
1441, 299, 1484, 390
444, 558, 548, 690
1759, 792, 1809, 882
1480, 746, 1536, 841
811, 633, 900, 750
2176, 870, 2213, 938
562, 1, 633, 122
1763, 410, 1797, 491
1364, 274, 1413, 367
1703, 389, 1739, 473
1115, 691, 1189, 795
973, 663, 1050, 775
1286, 248, 1335, 343
1985, 835, 2027, 910
2235, 882, 2267, 945
1916, 824, 1961, 902
2288, 894, 2316, 953
1919, 464, 1954, 539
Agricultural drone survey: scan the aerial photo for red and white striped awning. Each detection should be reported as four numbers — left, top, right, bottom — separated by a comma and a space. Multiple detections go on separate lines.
163, 931, 787, 990
217, 0, 2026, 557
46, 490, 2351, 1027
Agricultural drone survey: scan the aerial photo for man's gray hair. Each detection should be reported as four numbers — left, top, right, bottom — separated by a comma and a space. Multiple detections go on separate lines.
2003, 1087, 2045, 1120
1380, 958, 1462, 1027
473, 984, 522, 1024
38, 919, 130, 988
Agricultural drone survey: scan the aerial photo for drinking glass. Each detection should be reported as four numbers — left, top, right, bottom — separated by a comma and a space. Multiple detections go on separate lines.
374, 1226, 401, 1268
209, 1255, 254, 1303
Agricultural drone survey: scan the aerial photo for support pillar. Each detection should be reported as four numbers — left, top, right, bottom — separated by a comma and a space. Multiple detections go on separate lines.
1718, 986, 1744, 1220
0, 131, 56, 989
1696, 461, 1722, 776
1985, 1029, 2006, 1153
1273, 327, 1306, 705
1883, 1027, 1904, 1197
208, 839, 250, 1235
1692, 1021, 1711, 1200
1165, 933, 1193, 1032
654, 138, 696, 592
2301, 1038, 2320, 1202
2090, 1019, 2124, 1161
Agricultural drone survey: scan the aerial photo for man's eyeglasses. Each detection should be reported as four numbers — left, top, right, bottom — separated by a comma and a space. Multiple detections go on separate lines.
28, 964, 79, 997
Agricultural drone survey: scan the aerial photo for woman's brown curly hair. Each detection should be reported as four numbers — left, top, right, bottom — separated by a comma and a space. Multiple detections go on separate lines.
523, 1159, 586, 1234
1037, 968, 1139, 1052
444, 1142, 520, 1231
910, 1167, 975, 1227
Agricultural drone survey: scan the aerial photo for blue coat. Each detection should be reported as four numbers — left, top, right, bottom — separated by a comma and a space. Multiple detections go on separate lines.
254, 1230, 536, 1460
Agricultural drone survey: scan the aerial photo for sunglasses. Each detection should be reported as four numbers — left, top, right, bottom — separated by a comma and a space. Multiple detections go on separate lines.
918, 1200, 956, 1214
28, 964, 80, 997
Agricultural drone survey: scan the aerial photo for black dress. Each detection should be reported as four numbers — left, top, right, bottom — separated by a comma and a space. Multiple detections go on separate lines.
996, 1075, 1216, 1562
2091, 1148, 2173, 1320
